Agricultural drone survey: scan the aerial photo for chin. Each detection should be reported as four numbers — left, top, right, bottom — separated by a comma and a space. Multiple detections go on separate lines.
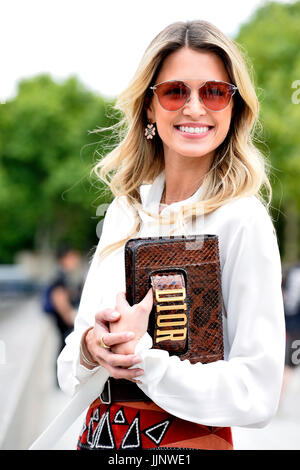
174, 146, 215, 159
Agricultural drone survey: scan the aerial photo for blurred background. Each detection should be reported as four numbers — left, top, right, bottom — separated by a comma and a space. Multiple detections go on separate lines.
1, 0, 300, 450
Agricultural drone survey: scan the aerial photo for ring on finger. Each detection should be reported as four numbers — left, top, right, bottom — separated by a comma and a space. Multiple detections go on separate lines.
100, 335, 110, 349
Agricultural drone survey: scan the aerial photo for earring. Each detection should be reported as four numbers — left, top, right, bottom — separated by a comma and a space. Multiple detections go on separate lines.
145, 122, 156, 140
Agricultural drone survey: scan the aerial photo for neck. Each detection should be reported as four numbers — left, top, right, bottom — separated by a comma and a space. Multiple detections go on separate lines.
160, 148, 214, 205
160, 184, 200, 205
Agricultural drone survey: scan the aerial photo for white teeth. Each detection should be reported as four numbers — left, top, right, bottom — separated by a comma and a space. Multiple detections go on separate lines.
178, 126, 210, 134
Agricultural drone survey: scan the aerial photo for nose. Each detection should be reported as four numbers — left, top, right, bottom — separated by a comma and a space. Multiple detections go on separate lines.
182, 89, 207, 117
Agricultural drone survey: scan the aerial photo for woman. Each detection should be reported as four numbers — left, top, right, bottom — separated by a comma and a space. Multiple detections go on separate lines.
57, 20, 285, 450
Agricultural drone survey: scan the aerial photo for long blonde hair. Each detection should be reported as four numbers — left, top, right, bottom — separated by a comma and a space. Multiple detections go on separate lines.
92, 20, 272, 261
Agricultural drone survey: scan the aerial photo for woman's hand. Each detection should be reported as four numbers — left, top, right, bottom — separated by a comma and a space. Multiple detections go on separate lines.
109, 288, 153, 355
81, 308, 144, 382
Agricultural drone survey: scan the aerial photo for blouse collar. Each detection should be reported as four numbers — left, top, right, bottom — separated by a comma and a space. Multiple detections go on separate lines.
141, 169, 203, 216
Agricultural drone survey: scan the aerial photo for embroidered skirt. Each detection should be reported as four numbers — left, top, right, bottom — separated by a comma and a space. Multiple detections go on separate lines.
77, 398, 233, 450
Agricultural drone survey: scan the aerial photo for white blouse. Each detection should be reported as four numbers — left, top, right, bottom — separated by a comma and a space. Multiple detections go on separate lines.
57, 170, 286, 428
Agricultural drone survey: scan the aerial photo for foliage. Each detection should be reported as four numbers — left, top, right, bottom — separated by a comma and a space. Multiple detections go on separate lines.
235, 0, 300, 259
0, 75, 118, 262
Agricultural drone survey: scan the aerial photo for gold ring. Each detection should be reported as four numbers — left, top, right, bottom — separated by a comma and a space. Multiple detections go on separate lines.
100, 335, 110, 349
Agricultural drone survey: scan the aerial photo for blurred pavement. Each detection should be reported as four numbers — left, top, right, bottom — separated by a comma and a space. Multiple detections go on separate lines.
232, 367, 300, 449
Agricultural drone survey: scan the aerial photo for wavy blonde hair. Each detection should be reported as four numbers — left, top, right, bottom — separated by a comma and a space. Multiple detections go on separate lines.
92, 20, 272, 261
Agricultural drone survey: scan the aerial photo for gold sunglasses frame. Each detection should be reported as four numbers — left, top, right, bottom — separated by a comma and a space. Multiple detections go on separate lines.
150, 79, 238, 112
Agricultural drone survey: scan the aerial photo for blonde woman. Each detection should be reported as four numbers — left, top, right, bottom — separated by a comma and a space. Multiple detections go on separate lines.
57, 20, 285, 451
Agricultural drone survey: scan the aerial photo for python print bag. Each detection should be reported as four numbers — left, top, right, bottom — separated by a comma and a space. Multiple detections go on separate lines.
124, 234, 224, 364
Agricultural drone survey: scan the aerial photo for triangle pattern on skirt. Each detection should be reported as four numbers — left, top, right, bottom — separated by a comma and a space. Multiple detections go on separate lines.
143, 419, 171, 445
120, 411, 141, 449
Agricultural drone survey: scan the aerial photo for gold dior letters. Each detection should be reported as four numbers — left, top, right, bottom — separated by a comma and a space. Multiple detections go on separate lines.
155, 288, 187, 343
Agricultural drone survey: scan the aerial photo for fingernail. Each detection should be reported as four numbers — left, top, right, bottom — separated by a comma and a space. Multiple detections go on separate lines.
126, 332, 135, 339
135, 370, 144, 377
111, 311, 119, 319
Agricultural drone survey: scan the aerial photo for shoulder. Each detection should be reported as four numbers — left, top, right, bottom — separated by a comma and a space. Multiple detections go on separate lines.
210, 196, 279, 264
104, 195, 133, 220
213, 195, 275, 234
48, 270, 66, 288
99, 195, 136, 242
217, 195, 270, 219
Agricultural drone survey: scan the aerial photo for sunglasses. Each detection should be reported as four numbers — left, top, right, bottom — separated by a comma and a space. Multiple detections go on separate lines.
150, 79, 238, 112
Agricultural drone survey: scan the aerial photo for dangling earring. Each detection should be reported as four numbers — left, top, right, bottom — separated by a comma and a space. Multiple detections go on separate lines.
145, 122, 156, 140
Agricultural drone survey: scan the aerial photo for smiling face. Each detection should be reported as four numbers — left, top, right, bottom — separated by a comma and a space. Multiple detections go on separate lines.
146, 47, 234, 167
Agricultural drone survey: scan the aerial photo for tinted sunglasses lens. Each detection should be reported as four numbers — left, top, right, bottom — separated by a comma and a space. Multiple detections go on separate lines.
200, 82, 234, 110
155, 81, 189, 111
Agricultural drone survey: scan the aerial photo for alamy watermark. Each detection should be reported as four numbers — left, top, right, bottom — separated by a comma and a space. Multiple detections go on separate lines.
291, 80, 300, 104
95, 203, 110, 239
291, 339, 300, 366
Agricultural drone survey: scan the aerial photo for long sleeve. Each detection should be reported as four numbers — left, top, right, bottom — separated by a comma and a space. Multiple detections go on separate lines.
57, 197, 125, 396
133, 200, 286, 428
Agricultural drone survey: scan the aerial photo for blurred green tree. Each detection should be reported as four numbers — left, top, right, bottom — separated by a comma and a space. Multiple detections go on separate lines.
0, 75, 118, 263
235, 0, 300, 263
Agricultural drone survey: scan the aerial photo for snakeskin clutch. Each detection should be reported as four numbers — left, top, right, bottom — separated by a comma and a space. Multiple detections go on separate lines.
125, 234, 224, 364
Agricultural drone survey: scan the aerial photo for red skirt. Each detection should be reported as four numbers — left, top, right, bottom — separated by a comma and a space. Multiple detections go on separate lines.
77, 398, 233, 450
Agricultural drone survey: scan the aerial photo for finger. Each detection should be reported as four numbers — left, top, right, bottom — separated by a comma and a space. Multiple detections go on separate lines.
105, 365, 144, 381
100, 331, 135, 348
104, 352, 142, 369
137, 288, 153, 313
128, 379, 143, 384
96, 341, 142, 367
95, 308, 120, 324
